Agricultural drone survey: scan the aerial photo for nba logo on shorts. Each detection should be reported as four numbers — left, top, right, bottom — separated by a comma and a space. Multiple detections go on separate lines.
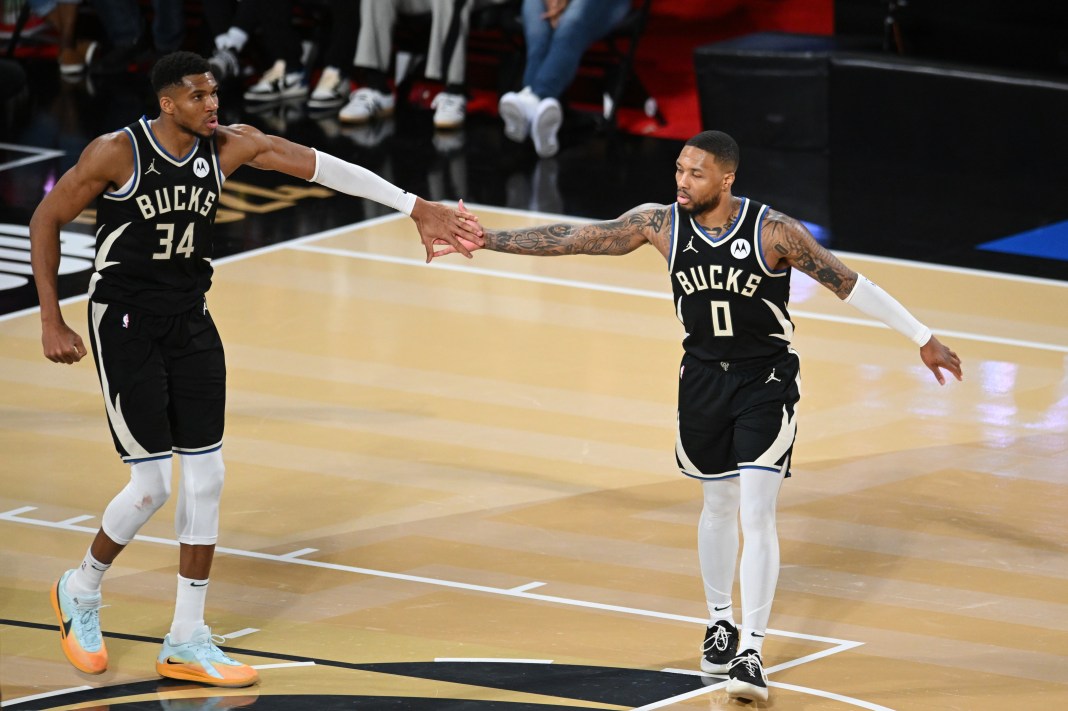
122, 313, 129, 329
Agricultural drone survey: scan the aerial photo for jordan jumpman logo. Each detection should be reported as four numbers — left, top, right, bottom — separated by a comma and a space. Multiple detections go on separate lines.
683, 236, 698, 254
145, 158, 160, 175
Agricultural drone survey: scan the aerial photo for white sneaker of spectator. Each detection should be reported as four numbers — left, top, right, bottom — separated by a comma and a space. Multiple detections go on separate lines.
339, 87, 395, 124
498, 87, 540, 143
431, 92, 466, 130
209, 47, 240, 80
307, 67, 348, 110
243, 60, 307, 103
531, 97, 563, 158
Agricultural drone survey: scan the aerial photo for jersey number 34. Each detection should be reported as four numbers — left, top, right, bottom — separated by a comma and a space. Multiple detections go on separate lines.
153, 223, 195, 260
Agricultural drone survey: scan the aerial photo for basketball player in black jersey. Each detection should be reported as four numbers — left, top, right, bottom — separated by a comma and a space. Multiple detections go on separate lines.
438, 130, 962, 702
29, 51, 483, 687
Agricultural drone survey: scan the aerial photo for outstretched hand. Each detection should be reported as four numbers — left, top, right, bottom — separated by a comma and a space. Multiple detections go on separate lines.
920, 335, 963, 385
411, 198, 483, 263
432, 234, 484, 259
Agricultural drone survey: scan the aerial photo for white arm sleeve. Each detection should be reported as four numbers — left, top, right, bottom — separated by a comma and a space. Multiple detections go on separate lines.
308, 149, 417, 215
845, 274, 932, 346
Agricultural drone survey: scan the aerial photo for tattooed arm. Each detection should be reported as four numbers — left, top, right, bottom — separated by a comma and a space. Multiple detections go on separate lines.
763, 209, 962, 383
484, 205, 671, 257
762, 209, 857, 299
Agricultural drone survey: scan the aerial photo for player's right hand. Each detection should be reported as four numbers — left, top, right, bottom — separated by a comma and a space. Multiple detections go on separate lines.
42, 322, 87, 364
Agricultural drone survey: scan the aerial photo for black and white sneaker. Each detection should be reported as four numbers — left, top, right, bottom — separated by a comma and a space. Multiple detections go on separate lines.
208, 46, 240, 80
700, 620, 738, 674
243, 60, 307, 103
726, 648, 769, 702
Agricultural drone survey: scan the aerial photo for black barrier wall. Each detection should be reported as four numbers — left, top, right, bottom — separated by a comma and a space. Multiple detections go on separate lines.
694, 33, 1068, 276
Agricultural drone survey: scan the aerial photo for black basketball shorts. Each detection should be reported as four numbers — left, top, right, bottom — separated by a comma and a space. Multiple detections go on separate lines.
675, 350, 800, 480
87, 299, 226, 463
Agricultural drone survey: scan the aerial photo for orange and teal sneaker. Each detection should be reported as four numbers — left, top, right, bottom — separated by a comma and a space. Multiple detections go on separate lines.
156, 625, 259, 687
50, 569, 108, 674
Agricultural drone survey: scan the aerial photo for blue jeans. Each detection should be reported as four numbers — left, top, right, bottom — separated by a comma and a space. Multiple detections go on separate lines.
521, 0, 631, 99
92, 0, 185, 51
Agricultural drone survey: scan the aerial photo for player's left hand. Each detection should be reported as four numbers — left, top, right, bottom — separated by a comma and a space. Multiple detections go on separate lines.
920, 335, 963, 385
411, 198, 483, 263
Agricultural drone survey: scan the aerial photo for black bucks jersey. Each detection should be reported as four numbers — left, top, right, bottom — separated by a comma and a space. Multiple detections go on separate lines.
668, 199, 793, 364
89, 116, 224, 315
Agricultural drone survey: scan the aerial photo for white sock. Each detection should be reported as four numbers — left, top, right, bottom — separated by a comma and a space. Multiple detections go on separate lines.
698, 479, 740, 626
67, 550, 110, 597
738, 466, 786, 655
170, 575, 208, 643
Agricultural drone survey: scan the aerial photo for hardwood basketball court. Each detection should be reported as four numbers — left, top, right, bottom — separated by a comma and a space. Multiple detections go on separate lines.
1, 207, 1066, 709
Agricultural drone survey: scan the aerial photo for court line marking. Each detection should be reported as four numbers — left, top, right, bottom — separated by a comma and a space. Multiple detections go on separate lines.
435, 658, 555, 664
508, 581, 546, 593
291, 243, 1068, 354
768, 680, 896, 711
251, 661, 316, 670
0, 685, 93, 708
463, 202, 1068, 289
0, 506, 855, 648
279, 547, 318, 559
0, 143, 66, 173
56, 514, 94, 525
2, 507, 881, 711
631, 677, 895, 711
630, 681, 726, 710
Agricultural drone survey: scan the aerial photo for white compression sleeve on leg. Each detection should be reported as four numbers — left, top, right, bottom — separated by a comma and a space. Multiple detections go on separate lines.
309, 150, 417, 215
699, 479, 741, 622
101, 458, 172, 545
738, 466, 786, 654
845, 274, 932, 346
175, 450, 225, 545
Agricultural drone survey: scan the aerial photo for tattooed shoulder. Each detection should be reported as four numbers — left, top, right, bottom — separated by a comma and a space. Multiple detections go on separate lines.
763, 208, 855, 297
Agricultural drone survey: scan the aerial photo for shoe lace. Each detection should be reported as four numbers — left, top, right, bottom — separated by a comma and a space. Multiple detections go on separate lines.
74, 602, 103, 648
728, 651, 766, 682
704, 624, 731, 653
190, 629, 240, 665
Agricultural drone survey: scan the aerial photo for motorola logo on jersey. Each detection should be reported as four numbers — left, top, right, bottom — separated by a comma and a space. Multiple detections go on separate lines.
193, 157, 210, 178
730, 239, 751, 259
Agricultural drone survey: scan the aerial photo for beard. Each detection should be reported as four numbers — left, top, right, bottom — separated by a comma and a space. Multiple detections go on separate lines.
677, 191, 721, 216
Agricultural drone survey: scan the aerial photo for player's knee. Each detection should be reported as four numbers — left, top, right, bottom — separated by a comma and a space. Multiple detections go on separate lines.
175, 450, 225, 545
739, 499, 777, 535
102, 458, 173, 544
701, 479, 740, 520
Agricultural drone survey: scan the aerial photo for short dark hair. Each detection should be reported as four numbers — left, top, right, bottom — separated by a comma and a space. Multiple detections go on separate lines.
150, 51, 211, 95
685, 130, 740, 172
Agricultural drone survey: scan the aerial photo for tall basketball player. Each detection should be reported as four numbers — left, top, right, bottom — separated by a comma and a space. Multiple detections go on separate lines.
436, 130, 963, 702
29, 51, 482, 687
